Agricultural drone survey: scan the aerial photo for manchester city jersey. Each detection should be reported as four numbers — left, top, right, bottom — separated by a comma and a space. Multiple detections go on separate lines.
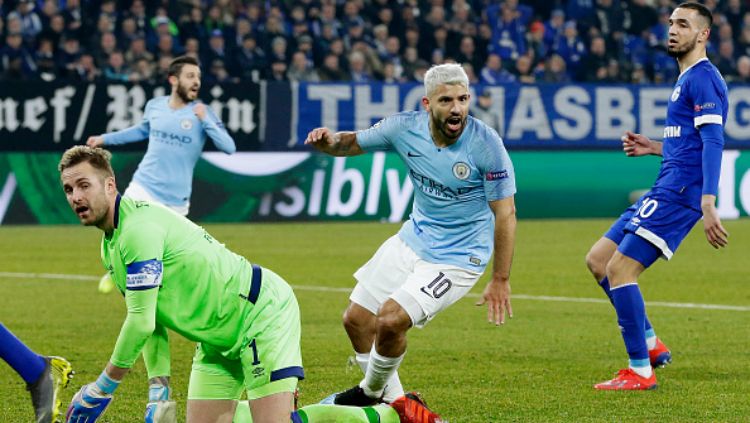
356, 111, 516, 271
653, 58, 728, 208
103, 96, 236, 207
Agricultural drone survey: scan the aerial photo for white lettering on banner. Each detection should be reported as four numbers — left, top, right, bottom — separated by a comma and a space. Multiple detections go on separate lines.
595, 87, 635, 139
726, 88, 750, 139
23, 97, 47, 132
51, 87, 75, 143
717, 150, 740, 219
106, 85, 145, 132
0, 99, 20, 133
386, 169, 413, 222
507, 86, 552, 139
275, 186, 305, 216
225, 98, 256, 133
365, 152, 385, 215
307, 170, 326, 215
740, 161, 750, 217
73, 85, 96, 141
479, 86, 505, 136
552, 86, 591, 140
307, 85, 351, 131
640, 88, 671, 139
355, 86, 400, 130
326, 157, 365, 216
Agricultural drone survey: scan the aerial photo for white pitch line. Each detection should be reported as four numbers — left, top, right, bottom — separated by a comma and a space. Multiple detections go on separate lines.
2, 271, 749, 312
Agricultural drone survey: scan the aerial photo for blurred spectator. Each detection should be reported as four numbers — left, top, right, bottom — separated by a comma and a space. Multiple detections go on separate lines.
183, 37, 200, 61
61, 0, 84, 37
124, 0, 148, 35
380, 61, 401, 83
58, 36, 82, 77
266, 59, 288, 82
288, 50, 320, 82
1, 32, 36, 80
480, 53, 516, 85
578, 36, 609, 81
627, 0, 658, 36
236, 34, 267, 82
630, 63, 651, 84
593, 0, 626, 51
715, 40, 738, 78
348, 50, 372, 82
180, 7, 208, 44
487, 2, 527, 61
318, 53, 349, 81
130, 57, 155, 83
119, 17, 141, 49
543, 9, 565, 52
35, 37, 56, 81
93, 31, 117, 69
8, 0, 42, 44
733, 55, 750, 83
103, 51, 129, 82
72, 53, 99, 82
554, 21, 586, 76
455, 35, 482, 72
208, 58, 233, 83
538, 54, 570, 83
471, 89, 502, 133
125, 36, 154, 66
513, 54, 536, 83
268, 36, 289, 65
527, 21, 549, 66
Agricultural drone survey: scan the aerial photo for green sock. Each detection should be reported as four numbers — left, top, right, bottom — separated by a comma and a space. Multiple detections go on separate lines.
298, 404, 400, 423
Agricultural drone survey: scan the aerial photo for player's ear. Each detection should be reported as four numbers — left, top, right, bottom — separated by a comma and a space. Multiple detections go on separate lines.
421, 96, 430, 112
104, 176, 116, 195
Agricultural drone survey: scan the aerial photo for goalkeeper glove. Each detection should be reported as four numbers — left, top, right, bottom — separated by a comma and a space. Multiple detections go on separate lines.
145, 383, 177, 423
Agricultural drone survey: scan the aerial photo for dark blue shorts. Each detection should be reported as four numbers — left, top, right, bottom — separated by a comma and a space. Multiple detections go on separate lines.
604, 192, 702, 267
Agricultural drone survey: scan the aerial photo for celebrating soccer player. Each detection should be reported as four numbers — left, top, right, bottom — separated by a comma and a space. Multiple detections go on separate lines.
59, 146, 302, 423
585, 2, 729, 391
305, 63, 517, 407
86, 55, 235, 294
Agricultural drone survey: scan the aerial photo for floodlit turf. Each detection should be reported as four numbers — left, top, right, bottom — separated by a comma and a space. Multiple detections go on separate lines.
1, 219, 749, 422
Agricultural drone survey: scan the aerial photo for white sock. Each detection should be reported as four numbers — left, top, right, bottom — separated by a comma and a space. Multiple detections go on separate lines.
356, 351, 404, 402
630, 364, 653, 378
360, 349, 405, 399
646, 336, 657, 350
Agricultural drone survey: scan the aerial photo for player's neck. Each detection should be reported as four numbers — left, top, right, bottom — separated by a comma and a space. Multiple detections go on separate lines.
428, 121, 459, 148
677, 48, 707, 74
168, 93, 187, 110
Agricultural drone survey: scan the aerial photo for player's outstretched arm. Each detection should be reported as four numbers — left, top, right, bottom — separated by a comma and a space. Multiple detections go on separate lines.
476, 196, 516, 325
622, 131, 663, 157
305, 128, 364, 156
701, 195, 729, 249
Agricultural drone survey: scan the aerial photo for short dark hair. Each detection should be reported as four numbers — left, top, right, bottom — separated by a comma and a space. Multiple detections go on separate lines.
676, 2, 713, 28
58, 146, 114, 178
167, 55, 200, 78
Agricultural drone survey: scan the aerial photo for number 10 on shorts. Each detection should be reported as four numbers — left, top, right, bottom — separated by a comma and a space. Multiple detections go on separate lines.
420, 272, 452, 299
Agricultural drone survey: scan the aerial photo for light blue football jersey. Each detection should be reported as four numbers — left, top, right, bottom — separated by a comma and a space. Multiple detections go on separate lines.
357, 111, 516, 272
655, 58, 728, 207
103, 96, 236, 207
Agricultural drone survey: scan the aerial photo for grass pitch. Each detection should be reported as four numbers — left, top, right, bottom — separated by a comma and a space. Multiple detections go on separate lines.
1, 219, 749, 422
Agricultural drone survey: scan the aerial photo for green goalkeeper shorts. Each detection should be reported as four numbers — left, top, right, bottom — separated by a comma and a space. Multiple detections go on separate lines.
187, 266, 304, 400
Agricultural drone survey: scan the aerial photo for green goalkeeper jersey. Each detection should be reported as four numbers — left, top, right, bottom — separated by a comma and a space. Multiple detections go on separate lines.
102, 196, 260, 373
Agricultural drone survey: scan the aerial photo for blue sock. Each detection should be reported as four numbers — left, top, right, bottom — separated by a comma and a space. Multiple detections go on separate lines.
610, 283, 649, 368
600, 277, 654, 336
0, 323, 46, 384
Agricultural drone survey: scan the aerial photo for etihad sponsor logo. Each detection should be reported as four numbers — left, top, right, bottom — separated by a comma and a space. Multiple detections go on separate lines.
152, 129, 193, 144
410, 169, 472, 199
663, 126, 681, 138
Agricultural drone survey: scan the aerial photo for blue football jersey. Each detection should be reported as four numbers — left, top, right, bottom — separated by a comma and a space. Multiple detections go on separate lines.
356, 111, 516, 272
103, 96, 236, 207
654, 58, 728, 208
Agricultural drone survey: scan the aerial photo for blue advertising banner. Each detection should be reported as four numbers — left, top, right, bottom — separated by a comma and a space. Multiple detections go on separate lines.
292, 83, 750, 150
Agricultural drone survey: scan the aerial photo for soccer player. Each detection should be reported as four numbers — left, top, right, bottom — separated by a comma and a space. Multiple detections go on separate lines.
58, 146, 302, 423
0, 323, 73, 423
86, 55, 235, 293
305, 63, 517, 405
586, 2, 729, 391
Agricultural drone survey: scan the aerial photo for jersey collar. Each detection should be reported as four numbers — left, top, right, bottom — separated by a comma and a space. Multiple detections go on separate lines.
678, 57, 708, 80
113, 194, 121, 230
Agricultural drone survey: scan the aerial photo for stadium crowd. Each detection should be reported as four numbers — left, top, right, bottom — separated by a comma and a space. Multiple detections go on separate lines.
0, 0, 749, 85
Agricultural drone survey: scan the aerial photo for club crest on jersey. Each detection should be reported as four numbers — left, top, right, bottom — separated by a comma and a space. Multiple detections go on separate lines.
670, 86, 681, 102
452, 162, 470, 180
181, 119, 193, 130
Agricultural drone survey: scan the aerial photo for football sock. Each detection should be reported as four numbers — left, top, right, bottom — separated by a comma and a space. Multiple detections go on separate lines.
645, 328, 658, 350
601, 277, 656, 344
356, 351, 404, 402
361, 348, 405, 399
0, 323, 46, 384
610, 283, 652, 378
297, 404, 400, 423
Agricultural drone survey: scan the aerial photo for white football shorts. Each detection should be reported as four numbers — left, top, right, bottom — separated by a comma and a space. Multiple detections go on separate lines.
351, 234, 482, 328
123, 180, 190, 216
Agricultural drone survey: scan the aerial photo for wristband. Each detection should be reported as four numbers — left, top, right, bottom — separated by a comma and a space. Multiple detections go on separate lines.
95, 371, 121, 395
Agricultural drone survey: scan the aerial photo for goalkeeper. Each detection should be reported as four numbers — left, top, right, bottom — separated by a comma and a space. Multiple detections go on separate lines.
59, 145, 303, 423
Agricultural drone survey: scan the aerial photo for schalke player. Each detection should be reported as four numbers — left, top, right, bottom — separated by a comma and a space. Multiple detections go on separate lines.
0, 323, 73, 423
87, 55, 235, 294
305, 63, 516, 406
59, 146, 302, 423
586, 2, 729, 390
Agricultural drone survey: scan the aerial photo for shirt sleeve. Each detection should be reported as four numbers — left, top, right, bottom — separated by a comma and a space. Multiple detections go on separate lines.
142, 322, 170, 379
202, 106, 236, 154
109, 219, 167, 368
689, 71, 726, 128
475, 125, 516, 201
355, 113, 408, 152
102, 100, 152, 145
